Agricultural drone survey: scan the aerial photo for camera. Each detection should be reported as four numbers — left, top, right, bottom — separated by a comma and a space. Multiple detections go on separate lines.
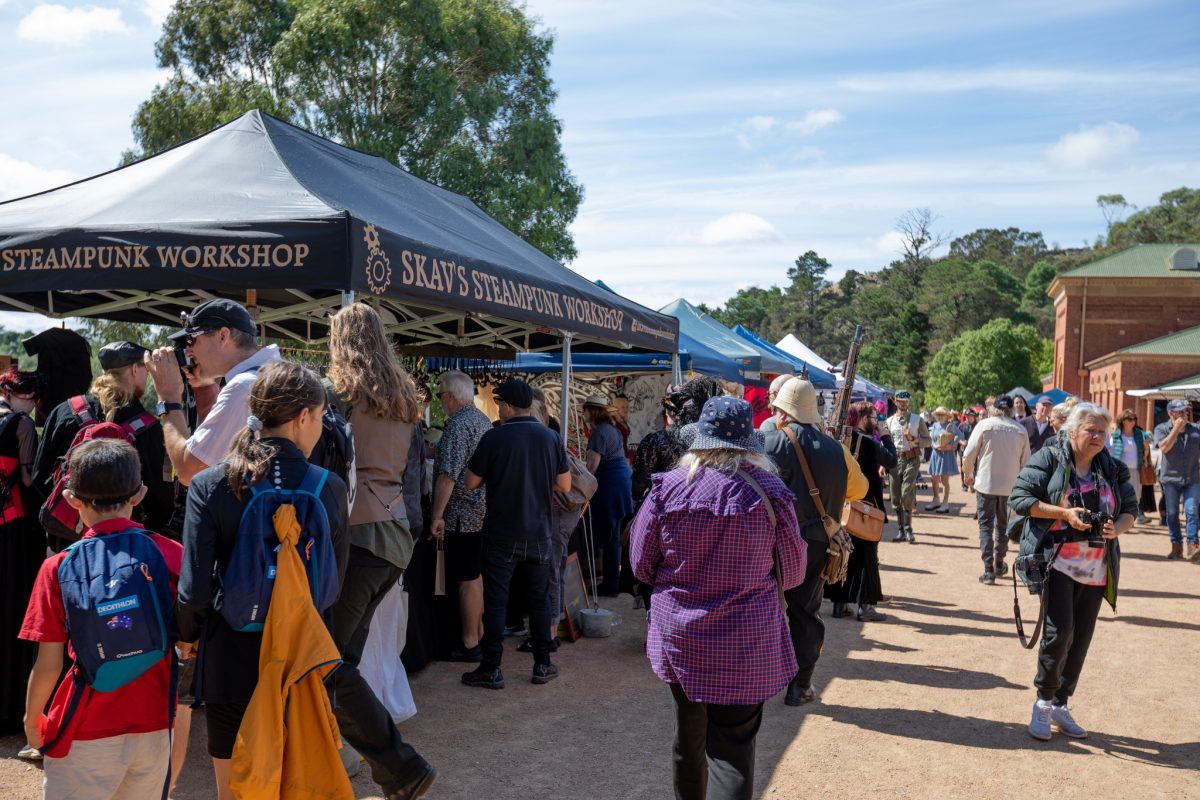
1076, 509, 1113, 549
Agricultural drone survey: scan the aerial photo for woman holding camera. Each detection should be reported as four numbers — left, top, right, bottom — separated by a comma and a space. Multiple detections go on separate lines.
1009, 403, 1137, 742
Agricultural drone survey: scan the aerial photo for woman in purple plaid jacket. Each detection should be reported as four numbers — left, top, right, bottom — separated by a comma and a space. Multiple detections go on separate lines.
630, 397, 806, 800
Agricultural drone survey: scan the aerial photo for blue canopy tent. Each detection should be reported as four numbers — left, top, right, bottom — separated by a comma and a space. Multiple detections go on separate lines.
659, 298, 780, 379
1030, 388, 1074, 406
731, 325, 837, 389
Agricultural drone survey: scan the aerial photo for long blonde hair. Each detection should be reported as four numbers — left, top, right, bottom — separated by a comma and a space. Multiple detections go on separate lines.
678, 448, 777, 483
89, 367, 138, 421
328, 303, 419, 422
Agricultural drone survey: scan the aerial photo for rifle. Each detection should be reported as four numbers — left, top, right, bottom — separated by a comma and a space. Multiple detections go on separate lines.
827, 325, 863, 444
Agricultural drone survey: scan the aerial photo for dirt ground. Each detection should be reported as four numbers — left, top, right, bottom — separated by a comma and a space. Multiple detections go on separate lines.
3, 481, 1199, 799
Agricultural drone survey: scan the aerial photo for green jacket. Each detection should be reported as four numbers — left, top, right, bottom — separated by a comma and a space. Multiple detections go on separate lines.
1007, 433, 1138, 610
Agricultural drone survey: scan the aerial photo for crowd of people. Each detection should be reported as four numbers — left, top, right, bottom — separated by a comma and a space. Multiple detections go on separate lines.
0, 296, 1196, 800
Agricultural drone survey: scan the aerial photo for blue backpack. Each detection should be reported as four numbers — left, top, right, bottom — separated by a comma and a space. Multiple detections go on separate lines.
216, 464, 339, 632
57, 529, 175, 692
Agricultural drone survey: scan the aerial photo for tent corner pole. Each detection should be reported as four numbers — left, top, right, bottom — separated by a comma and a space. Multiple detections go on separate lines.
672, 352, 682, 384
559, 330, 573, 451
341, 290, 356, 307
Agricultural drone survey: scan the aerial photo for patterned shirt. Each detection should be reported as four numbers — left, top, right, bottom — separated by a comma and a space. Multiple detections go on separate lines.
1050, 472, 1114, 586
631, 427, 686, 500
630, 465, 807, 705
434, 405, 491, 533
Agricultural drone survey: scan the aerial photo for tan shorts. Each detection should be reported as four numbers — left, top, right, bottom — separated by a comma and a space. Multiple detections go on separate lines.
43, 730, 170, 800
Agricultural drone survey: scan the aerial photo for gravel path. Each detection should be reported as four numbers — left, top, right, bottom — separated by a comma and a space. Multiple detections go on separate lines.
3, 483, 1198, 798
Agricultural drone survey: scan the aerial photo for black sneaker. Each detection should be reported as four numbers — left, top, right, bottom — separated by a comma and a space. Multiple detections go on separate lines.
978, 572, 995, 585
385, 763, 437, 800
448, 644, 482, 662
461, 666, 505, 689
784, 682, 817, 707
995, 560, 1009, 578
517, 637, 560, 653
532, 663, 559, 684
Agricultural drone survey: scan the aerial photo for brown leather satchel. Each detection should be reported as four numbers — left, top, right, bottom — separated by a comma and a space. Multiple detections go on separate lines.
780, 426, 853, 585
842, 499, 885, 542
840, 436, 885, 541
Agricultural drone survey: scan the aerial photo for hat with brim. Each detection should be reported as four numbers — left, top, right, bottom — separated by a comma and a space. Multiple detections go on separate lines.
98, 341, 149, 371
582, 395, 609, 409
932, 406, 950, 418
773, 378, 822, 426
895, 390, 912, 401
170, 298, 257, 341
682, 396, 764, 453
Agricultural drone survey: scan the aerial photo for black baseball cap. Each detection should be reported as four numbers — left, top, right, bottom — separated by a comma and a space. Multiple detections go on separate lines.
994, 394, 1013, 410
493, 379, 534, 409
169, 298, 256, 341
98, 341, 149, 371
895, 390, 912, 401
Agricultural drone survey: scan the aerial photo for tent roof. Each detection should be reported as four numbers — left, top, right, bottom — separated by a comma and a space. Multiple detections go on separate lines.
1029, 388, 1074, 406
1126, 373, 1200, 399
660, 299, 767, 373
775, 334, 833, 371
0, 110, 676, 353
731, 325, 836, 388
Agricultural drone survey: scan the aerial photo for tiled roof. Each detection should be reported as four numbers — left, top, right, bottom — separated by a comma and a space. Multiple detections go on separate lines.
1061, 243, 1200, 278
1119, 325, 1200, 356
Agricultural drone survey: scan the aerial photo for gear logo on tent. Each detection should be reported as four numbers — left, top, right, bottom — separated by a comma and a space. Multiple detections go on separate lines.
362, 224, 391, 294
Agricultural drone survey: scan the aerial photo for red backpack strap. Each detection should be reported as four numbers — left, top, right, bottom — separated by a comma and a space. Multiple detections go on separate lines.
121, 413, 159, 438
69, 396, 95, 425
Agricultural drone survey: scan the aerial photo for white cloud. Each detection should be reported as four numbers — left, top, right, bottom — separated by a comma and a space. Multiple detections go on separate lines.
1046, 122, 1140, 170
17, 4, 132, 47
143, 0, 175, 26
874, 230, 908, 257
0, 312, 61, 335
0, 154, 74, 201
785, 109, 844, 135
743, 115, 777, 134
699, 213, 781, 246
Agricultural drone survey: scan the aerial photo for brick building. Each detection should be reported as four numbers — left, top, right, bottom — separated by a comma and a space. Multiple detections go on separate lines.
1047, 244, 1200, 414
1086, 327, 1200, 422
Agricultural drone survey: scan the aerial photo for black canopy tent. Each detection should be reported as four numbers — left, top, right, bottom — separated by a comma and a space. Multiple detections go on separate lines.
0, 110, 677, 356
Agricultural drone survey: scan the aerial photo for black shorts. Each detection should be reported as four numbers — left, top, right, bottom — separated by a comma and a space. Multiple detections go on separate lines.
444, 527, 484, 582
205, 700, 250, 759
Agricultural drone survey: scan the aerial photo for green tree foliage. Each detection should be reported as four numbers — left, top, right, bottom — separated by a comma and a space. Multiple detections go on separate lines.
704, 286, 784, 338
917, 258, 1022, 348
1018, 259, 1057, 337
924, 319, 1049, 408
855, 298, 929, 392
1107, 187, 1200, 248
783, 250, 831, 347
126, 0, 583, 262
947, 227, 1047, 281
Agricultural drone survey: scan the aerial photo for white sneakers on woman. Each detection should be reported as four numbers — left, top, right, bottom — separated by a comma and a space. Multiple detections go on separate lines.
1029, 699, 1088, 740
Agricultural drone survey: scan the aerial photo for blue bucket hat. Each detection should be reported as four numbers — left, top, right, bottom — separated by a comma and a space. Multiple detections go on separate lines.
681, 396, 763, 453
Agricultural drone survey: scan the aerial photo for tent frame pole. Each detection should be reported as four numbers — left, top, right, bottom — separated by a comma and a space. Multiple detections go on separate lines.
560, 330, 573, 451
672, 352, 682, 384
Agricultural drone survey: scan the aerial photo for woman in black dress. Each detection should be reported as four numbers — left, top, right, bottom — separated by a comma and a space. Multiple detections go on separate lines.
0, 369, 42, 738
827, 401, 896, 622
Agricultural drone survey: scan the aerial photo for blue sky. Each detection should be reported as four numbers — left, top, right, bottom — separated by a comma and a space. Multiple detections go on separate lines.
2, 0, 1199, 332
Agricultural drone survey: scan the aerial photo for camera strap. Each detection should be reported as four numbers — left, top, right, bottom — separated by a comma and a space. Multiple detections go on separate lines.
1013, 540, 1064, 650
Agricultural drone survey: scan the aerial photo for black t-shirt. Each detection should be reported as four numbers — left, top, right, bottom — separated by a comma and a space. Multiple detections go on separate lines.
467, 416, 569, 542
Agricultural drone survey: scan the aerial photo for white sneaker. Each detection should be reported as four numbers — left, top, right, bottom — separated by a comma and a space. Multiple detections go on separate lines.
1028, 699, 1053, 741
1050, 704, 1088, 738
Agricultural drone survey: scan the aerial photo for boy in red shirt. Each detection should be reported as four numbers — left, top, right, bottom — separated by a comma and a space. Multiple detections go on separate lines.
21, 438, 182, 799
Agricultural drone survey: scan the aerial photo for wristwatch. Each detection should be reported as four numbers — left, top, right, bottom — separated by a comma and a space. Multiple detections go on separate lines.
156, 401, 183, 417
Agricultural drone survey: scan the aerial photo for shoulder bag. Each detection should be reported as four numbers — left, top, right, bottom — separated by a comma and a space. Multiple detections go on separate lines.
734, 468, 787, 612
780, 425, 854, 584
840, 435, 885, 542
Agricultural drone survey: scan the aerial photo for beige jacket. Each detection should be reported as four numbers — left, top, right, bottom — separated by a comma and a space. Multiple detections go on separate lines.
961, 415, 1030, 496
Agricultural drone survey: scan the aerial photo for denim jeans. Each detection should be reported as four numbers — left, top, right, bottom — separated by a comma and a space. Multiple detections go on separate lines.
1161, 482, 1200, 544
327, 546, 428, 793
481, 537, 554, 669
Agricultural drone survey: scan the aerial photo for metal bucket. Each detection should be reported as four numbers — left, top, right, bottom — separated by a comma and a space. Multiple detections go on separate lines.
580, 607, 614, 638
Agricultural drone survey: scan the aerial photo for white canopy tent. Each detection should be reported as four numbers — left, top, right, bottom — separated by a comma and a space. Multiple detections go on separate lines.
1127, 373, 1200, 400
776, 334, 833, 371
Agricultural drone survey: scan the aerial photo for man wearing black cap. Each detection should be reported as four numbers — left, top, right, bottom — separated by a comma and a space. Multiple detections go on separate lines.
144, 298, 281, 486
33, 341, 174, 541
460, 379, 571, 689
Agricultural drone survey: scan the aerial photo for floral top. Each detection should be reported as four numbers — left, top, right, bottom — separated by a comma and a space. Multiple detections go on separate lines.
1050, 470, 1114, 586
433, 404, 492, 533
